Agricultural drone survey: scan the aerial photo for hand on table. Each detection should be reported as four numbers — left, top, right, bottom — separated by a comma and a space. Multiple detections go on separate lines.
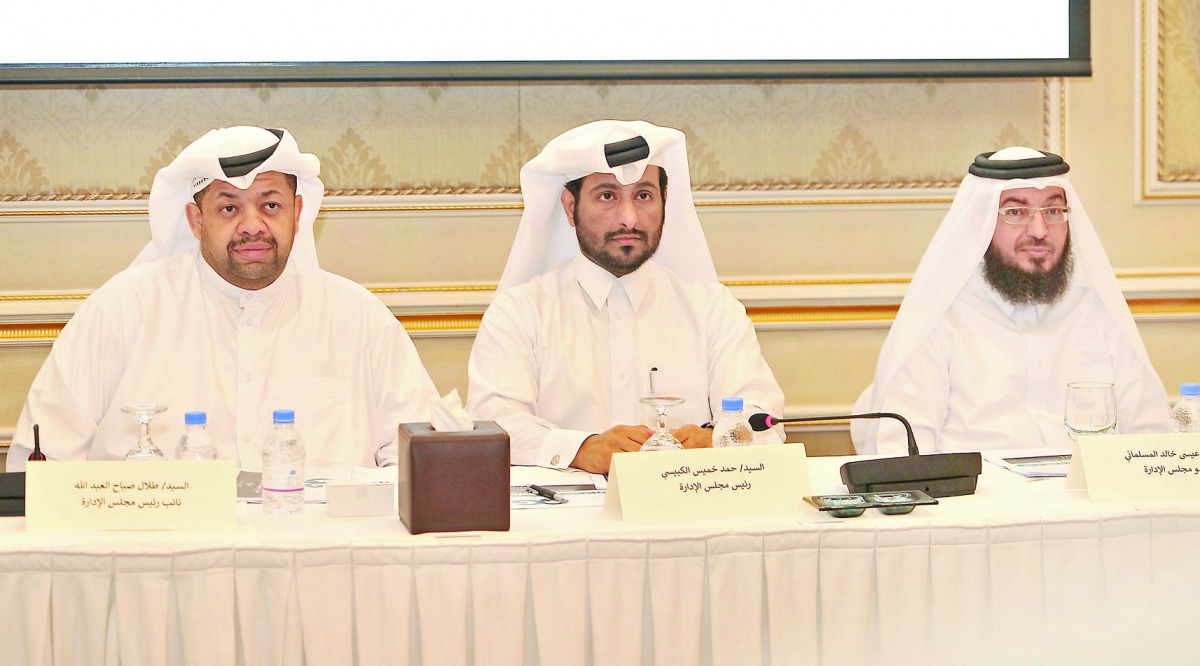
571, 425, 653, 474
672, 424, 713, 449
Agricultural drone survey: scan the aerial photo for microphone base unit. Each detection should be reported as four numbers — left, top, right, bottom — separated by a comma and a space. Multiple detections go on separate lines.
839, 452, 982, 498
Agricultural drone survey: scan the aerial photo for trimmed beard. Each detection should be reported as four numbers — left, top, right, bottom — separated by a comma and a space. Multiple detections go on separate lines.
982, 233, 1074, 306
575, 225, 661, 276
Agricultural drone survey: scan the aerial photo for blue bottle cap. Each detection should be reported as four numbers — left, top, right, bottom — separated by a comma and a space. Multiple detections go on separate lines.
184, 411, 207, 426
272, 409, 295, 424
1181, 383, 1200, 397
721, 397, 744, 412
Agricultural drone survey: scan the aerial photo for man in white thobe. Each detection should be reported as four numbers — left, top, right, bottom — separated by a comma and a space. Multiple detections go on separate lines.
468, 120, 784, 473
8, 126, 439, 470
855, 147, 1171, 455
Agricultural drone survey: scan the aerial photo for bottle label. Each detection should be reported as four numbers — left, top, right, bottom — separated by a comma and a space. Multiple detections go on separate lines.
262, 468, 303, 492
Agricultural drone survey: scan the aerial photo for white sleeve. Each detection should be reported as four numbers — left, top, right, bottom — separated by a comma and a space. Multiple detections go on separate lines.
875, 328, 951, 456
705, 288, 786, 444
467, 294, 590, 469
1112, 330, 1173, 435
367, 302, 441, 467
8, 296, 125, 471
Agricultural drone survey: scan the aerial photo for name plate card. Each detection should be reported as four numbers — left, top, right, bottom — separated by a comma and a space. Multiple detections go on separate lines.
1076, 433, 1200, 500
604, 444, 810, 523
26, 460, 238, 531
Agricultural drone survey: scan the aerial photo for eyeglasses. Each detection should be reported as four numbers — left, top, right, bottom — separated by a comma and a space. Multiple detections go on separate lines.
998, 205, 1071, 226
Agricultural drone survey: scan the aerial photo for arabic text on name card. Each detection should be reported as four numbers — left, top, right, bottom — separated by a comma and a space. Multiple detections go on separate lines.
1077, 433, 1200, 500
26, 460, 238, 531
604, 444, 810, 523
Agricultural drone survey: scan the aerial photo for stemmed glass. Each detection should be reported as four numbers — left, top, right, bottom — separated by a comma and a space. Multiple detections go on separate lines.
639, 396, 685, 451
1064, 382, 1117, 441
122, 405, 168, 461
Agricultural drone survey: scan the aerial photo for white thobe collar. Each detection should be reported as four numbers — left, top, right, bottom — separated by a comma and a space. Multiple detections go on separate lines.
195, 250, 291, 307
573, 252, 652, 313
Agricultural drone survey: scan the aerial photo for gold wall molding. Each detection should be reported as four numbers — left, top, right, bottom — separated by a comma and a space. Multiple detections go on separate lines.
0, 196, 964, 218
4, 269, 1198, 304
6, 290, 1200, 343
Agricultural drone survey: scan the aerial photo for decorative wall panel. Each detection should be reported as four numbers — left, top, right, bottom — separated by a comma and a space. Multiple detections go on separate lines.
1142, 0, 1200, 197
0, 79, 1050, 202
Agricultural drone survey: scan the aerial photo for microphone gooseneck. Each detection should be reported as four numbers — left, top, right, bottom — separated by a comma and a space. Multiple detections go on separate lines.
748, 412, 919, 457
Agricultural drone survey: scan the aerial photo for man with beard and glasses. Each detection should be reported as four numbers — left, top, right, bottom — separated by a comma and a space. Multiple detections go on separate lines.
853, 147, 1171, 456
7, 127, 439, 470
467, 120, 784, 473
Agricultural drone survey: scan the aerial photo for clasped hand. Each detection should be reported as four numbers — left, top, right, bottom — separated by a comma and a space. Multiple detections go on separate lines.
570, 423, 713, 474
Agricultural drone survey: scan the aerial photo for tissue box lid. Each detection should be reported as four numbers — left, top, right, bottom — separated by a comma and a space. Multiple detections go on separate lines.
398, 421, 507, 442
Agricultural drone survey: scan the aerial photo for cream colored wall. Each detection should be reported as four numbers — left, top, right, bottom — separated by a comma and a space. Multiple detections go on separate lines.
1, 1, 1198, 455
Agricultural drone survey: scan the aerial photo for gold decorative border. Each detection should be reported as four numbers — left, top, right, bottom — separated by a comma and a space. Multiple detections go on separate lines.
6, 297, 1200, 342
0, 208, 144, 218
0, 196, 964, 218
3, 269, 1200, 305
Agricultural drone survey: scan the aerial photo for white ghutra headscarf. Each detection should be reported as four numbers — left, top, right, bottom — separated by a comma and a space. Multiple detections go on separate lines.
497, 119, 717, 292
131, 126, 324, 268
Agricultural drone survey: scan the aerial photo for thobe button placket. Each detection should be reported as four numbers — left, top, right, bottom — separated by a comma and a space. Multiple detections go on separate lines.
236, 297, 268, 464
607, 282, 639, 426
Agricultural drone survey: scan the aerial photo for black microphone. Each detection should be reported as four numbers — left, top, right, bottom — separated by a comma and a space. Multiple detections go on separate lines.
750, 412, 981, 498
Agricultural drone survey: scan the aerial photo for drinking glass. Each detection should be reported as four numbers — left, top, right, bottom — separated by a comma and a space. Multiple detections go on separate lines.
1064, 382, 1117, 441
122, 405, 168, 461
639, 396, 685, 451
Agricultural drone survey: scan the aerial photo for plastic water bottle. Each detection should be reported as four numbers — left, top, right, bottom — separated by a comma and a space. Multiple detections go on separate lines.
712, 397, 753, 448
261, 409, 305, 515
1171, 383, 1200, 433
175, 411, 217, 460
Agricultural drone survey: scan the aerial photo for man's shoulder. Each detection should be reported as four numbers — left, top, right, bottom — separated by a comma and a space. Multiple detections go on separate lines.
293, 265, 385, 304
648, 261, 740, 307
90, 253, 194, 299
494, 262, 574, 305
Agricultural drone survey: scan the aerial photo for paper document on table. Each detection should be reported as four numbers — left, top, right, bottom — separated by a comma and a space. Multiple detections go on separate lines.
238, 467, 396, 503
985, 451, 1072, 478
510, 488, 608, 510
509, 465, 607, 509
509, 465, 607, 490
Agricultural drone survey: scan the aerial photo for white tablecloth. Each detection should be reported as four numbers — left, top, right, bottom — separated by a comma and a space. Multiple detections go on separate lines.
0, 456, 1197, 666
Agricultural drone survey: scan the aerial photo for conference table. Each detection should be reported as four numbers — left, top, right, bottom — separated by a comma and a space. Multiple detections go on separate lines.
0, 454, 1197, 666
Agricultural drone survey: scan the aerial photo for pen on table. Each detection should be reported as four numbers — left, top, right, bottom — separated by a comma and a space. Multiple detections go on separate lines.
529, 484, 568, 503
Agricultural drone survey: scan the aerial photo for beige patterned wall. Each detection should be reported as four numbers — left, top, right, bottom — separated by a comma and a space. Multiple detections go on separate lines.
0, 80, 1047, 201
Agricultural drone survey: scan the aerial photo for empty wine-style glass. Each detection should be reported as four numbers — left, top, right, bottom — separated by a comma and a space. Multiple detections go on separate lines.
639, 395, 686, 451
122, 404, 169, 461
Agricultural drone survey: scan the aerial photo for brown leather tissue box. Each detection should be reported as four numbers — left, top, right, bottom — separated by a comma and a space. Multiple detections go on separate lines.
396, 421, 510, 534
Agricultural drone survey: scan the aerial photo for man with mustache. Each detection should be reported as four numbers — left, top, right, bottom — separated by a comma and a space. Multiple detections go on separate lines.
854, 147, 1171, 455
8, 127, 439, 469
468, 120, 784, 474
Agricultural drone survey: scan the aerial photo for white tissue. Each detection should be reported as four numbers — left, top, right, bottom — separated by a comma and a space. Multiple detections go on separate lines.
430, 389, 475, 431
